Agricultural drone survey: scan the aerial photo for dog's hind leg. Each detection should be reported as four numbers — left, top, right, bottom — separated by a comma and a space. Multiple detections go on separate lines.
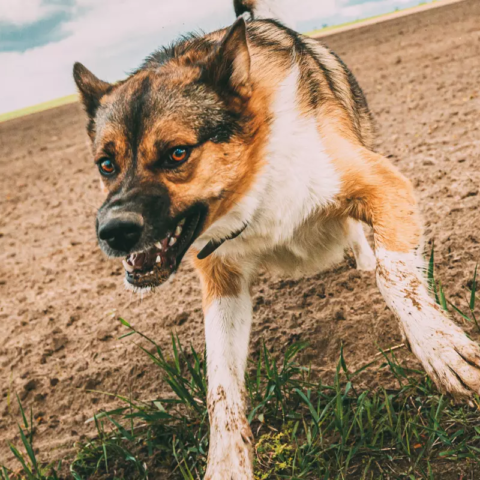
331, 142, 480, 402
346, 218, 376, 271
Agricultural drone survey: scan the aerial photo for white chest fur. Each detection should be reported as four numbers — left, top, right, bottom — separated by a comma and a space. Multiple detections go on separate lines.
195, 67, 343, 272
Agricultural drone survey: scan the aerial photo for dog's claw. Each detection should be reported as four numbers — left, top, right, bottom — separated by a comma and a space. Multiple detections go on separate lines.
411, 327, 480, 403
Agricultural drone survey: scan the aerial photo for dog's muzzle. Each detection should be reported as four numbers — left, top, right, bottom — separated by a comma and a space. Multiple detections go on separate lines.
97, 206, 205, 290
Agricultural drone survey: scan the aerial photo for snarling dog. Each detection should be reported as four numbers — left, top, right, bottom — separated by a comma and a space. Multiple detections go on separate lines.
73, 0, 480, 477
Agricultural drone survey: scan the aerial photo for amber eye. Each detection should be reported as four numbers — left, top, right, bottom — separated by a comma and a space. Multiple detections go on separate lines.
163, 146, 192, 168
171, 148, 188, 162
98, 159, 116, 177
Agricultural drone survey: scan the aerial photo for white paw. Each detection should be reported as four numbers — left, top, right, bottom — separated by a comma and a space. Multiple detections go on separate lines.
205, 427, 254, 480
355, 250, 376, 271
412, 323, 480, 403
348, 220, 376, 271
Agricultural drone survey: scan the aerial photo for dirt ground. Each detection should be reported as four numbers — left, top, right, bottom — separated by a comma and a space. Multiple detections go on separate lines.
1, 0, 480, 470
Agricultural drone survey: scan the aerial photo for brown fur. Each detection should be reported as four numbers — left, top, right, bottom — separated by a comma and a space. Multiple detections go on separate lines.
193, 251, 243, 308
75, 20, 377, 244
317, 116, 421, 252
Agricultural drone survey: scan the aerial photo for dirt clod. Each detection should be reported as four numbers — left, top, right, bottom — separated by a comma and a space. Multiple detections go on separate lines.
24, 379, 38, 391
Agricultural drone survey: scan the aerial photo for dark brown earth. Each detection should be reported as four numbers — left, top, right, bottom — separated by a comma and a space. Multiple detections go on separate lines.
1, 0, 480, 472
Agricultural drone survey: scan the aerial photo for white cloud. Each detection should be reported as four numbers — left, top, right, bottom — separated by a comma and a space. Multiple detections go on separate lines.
287, 0, 341, 23
0, 0, 433, 114
0, 0, 63, 25
0, 0, 234, 113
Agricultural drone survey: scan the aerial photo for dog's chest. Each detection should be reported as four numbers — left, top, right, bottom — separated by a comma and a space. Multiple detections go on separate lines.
225, 214, 350, 277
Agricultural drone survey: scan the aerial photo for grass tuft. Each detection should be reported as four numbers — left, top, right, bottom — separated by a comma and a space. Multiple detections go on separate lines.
2, 246, 480, 479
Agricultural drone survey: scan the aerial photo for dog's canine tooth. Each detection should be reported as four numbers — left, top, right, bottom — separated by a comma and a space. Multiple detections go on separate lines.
178, 218, 186, 226
156, 256, 161, 264
175, 226, 182, 237
122, 259, 134, 273
155, 242, 163, 250
169, 237, 177, 246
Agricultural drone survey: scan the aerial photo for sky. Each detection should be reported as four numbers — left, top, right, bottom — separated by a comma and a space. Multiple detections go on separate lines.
1, 0, 433, 114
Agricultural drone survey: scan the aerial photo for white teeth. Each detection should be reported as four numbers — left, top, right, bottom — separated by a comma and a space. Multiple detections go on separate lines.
156, 256, 161, 264
122, 259, 134, 273
179, 218, 186, 226
169, 237, 177, 246
155, 242, 163, 250
175, 226, 182, 236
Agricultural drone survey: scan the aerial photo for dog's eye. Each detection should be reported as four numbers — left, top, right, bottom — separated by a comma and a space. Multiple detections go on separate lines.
166, 147, 191, 167
98, 159, 116, 177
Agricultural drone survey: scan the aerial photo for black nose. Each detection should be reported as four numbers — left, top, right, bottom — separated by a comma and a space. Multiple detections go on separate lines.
98, 216, 143, 253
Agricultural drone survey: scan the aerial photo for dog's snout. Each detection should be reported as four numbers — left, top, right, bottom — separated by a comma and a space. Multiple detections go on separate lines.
98, 214, 144, 253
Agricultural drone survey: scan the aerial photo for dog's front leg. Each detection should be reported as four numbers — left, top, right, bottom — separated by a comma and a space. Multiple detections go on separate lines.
338, 146, 480, 402
195, 256, 255, 480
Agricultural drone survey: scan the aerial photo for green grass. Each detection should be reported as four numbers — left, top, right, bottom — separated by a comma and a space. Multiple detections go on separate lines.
2, 247, 480, 479
0, 95, 78, 124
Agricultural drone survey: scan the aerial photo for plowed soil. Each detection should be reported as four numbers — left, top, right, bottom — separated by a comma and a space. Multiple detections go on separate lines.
1, 0, 479, 471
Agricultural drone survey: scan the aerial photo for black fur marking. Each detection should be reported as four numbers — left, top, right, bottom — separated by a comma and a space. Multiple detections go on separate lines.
254, 20, 339, 103
197, 222, 248, 260
73, 62, 113, 137
123, 76, 152, 167
233, 0, 251, 18
137, 31, 248, 138
197, 112, 242, 145
139, 32, 213, 71
330, 49, 372, 142
102, 141, 117, 159
246, 29, 289, 55
250, 19, 372, 142
333, 51, 369, 112
96, 184, 173, 258
299, 56, 322, 109
86, 118, 97, 139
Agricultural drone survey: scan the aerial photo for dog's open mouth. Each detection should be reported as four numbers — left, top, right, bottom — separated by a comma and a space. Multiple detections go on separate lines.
122, 212, 202, 289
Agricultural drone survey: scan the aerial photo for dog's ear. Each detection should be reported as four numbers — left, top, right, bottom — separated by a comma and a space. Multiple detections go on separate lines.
73, 62, 112, 119
209, 17, 251, 99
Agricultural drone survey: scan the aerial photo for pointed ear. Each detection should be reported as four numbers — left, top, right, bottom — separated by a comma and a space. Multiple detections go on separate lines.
73, 62, 112, 119
209, 17, 251, 98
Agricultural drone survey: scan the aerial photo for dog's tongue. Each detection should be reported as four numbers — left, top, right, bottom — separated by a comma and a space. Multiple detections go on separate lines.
131, 253, 144, 269
128, 252, 154, 272
125, 244, 173, 274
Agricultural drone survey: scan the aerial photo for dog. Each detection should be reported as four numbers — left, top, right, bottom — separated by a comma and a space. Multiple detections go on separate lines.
73, 0, 480, 477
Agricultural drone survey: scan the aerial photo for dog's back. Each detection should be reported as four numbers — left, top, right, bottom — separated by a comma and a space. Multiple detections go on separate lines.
234, 0, 375, 147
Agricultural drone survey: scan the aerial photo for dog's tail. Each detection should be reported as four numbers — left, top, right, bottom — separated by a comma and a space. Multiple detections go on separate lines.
233, 0, 293, 27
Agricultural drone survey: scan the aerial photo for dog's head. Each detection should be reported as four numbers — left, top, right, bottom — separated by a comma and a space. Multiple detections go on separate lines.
74, 19, 263, 290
